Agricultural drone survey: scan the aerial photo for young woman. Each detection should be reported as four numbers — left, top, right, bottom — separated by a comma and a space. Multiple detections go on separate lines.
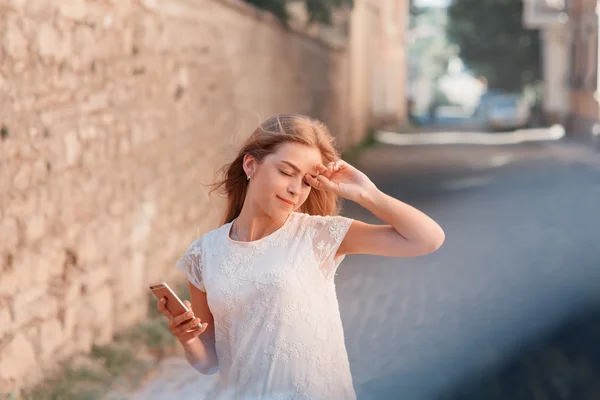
157, 114, 445, 399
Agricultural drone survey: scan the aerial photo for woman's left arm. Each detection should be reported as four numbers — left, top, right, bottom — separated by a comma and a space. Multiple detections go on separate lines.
340, 189, 445, 257
306, 160, 445, 258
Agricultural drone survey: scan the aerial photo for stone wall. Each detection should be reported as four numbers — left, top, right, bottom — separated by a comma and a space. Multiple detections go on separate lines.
0, 0, 354, 391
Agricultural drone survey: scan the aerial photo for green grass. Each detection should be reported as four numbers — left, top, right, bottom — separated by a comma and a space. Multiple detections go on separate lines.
9, 283, 190, 400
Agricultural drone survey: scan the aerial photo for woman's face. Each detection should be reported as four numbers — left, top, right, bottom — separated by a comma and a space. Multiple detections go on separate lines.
244, 142, 323, 219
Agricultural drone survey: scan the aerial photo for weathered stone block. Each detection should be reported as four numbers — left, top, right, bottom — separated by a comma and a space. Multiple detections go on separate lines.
94, 314, 114, 346
12, 164, 29, 191
82, 266, 113, 293
0, 306, 12, 337
0, 217, 20, 252
73, 325, 93, 353
13, 286, 57, 326
40, 318, 64, 358
37, 22, 72, 61
76, 225, 102, 266
0, 249, 46, 297
63, 131, 82, 167
37, 23, 61, 59
58, 0, 86, 21
61, 303, 79, 338
0, 268, 20, 297
114, 299, 147, 331
24, 214, 45, 242
4, 0, 27, 10
3, 17, 28, 60
88, 286, 113, 324
0, 333, 37, 381
29, 297, 59, 323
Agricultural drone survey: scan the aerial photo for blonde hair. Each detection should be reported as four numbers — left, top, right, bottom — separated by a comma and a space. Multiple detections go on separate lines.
211, 114, 342, 224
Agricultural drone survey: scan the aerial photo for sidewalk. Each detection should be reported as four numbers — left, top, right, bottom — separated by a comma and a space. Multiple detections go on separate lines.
122, 358, 217, 400
541, 136, 600, 169
377, 125, 599, 169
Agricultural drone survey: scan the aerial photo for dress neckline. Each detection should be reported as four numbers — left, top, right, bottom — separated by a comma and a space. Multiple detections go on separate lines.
225, 213, 295, 246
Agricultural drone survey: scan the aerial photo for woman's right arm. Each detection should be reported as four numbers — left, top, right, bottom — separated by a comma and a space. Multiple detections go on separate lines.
157, 281, 218, 374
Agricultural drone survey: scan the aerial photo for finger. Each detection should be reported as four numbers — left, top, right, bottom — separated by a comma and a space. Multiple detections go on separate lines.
183, 300, 192, 311
332, 160, 346, 171
305, 174, 322, 190
316, 163, 329, 175
177, 317, 202, 335
179, 331, 200, 343
157, 298, 174, 319
317, 163, 335, 180
307, 174, 333, 191
188, 322, 208, 335
199, 322, 208, 333
325, 162, 339, 177
316, 174, 333, 189
173, 309, 195, 326
179, 325, 206, 342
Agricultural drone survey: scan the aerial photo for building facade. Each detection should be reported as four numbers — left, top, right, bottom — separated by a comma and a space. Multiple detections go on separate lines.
347, 0, 410, 139
565, 0, 600, 142
523, 0, 570, 125
524, 0, 600, 142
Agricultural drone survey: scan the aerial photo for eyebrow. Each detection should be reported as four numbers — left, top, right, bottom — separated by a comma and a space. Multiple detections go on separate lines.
280, 160, 301, 173
280, 160, 319, 177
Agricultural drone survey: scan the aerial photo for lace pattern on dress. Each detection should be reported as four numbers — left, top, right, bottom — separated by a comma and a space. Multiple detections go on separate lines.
308, 215, 354, 280
174, 213, 357, 399
175, 239, 205, 292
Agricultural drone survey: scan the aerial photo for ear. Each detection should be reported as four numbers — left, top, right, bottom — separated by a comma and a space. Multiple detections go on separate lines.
242, 153, 258, 178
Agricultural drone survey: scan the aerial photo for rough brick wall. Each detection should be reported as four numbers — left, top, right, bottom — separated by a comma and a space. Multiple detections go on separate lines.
0, 0, 351, 391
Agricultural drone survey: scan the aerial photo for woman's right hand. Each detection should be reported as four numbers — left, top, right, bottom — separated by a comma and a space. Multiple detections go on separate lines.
157, 298, 208, 346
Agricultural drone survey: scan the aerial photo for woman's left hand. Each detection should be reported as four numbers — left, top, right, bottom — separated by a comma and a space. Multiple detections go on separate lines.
305, 160, 377, 203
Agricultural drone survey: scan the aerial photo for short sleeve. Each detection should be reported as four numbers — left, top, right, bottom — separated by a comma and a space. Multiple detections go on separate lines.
308, 214, 354, 279
175, 239, 206, 292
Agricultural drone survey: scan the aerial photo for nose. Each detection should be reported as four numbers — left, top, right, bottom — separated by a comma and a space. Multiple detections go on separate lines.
287, 181, 298, 196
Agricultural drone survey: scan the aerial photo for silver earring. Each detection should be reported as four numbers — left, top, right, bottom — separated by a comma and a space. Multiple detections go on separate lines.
247, 175, 250, 181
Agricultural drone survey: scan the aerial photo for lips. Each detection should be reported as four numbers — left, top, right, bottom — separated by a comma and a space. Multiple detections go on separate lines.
276, 196, 294, 206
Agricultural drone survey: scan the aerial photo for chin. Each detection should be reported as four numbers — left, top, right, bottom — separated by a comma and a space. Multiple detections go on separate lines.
274, 204, 293, 218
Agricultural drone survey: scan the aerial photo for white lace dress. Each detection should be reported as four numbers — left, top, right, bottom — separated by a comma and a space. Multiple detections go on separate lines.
176, 212, 356, 400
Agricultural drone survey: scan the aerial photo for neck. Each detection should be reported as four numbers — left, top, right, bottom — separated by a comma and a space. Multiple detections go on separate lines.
232, 202, 288, 242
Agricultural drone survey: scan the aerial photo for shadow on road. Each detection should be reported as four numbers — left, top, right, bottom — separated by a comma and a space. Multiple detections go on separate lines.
437, 305, 600, 400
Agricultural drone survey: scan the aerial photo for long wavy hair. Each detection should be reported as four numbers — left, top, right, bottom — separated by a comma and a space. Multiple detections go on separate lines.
211, 114, 342, 224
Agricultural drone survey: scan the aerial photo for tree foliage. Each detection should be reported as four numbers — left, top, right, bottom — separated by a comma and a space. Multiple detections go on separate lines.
408, 6, 456, 82
245, 0, 353, 26
447, 0, 541, 92
409, 0, 423, 19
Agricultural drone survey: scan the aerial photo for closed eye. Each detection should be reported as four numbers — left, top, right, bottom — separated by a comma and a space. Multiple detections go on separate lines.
281, 169, 311, 187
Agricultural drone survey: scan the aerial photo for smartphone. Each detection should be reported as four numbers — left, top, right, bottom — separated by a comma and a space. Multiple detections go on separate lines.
149, 281, 200, 330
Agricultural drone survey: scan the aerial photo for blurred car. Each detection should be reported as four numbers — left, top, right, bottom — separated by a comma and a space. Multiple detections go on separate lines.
478, 93, 531, 131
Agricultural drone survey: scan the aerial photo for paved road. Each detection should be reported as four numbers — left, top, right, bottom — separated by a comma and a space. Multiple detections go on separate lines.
128, 138, 600, 400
